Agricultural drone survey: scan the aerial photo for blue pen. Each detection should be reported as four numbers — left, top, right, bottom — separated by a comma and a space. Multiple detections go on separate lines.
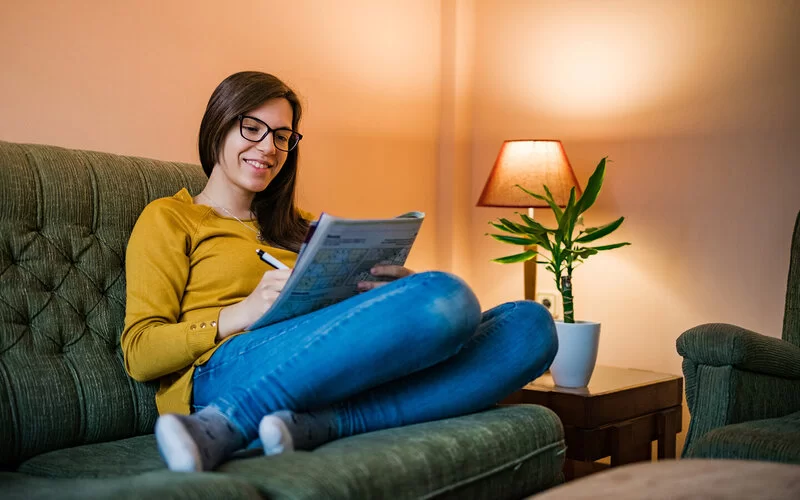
256, 249, 290, 270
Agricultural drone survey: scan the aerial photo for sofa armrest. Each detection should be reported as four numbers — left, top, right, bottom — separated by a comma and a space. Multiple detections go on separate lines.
677, 323, 800, 379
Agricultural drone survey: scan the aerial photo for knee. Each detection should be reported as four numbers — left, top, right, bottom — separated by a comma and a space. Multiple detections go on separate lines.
508, 300, 558, 365
409, 271, 481, 351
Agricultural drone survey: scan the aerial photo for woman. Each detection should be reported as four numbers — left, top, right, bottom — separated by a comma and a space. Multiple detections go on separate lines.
122, 71, 558, 472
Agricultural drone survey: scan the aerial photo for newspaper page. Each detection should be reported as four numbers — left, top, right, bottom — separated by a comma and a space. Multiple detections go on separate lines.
248, 211, 424, 329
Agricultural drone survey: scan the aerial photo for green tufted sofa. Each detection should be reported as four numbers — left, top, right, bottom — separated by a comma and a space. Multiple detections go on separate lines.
0, 140, 566, 499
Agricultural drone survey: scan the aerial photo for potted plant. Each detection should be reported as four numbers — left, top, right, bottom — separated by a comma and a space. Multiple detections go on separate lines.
487, 157, 629, 387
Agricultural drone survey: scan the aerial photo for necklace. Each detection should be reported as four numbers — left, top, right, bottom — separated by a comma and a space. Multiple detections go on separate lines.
199, 192, 262, 240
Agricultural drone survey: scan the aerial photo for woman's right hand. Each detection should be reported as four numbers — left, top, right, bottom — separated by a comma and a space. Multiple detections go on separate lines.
216, 269, 292, 341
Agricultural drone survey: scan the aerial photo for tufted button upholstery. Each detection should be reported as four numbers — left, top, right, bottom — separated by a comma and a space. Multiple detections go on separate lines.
0, 141, 207, 467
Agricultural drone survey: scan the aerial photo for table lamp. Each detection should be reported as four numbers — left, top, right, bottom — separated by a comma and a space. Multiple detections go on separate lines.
477, 139, 581, 300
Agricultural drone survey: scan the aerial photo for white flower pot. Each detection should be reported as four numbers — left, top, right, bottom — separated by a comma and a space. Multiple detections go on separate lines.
550, 321, 601, 388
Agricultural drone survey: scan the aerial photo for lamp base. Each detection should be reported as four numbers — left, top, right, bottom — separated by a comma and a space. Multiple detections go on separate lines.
524, 244, 537, 300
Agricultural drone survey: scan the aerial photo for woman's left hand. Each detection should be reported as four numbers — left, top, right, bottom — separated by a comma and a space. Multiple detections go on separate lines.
357, 265, 414, 292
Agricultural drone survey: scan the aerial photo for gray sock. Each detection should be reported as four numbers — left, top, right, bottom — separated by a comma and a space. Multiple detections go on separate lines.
155, 407, 246, 471
259, 409, 339, 455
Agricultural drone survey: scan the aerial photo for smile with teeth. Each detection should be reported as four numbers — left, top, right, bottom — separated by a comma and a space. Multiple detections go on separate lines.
245, 159, 271, 170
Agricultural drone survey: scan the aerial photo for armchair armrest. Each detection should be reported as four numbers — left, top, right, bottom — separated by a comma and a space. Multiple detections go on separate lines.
677, 323, 800, 379
676, 323, 800, 456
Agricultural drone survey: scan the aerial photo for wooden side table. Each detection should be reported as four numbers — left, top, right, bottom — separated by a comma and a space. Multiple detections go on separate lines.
502, 366, 683, 479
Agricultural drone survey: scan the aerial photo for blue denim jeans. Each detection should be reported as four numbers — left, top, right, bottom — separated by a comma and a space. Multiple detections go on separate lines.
192, 271, 557, 443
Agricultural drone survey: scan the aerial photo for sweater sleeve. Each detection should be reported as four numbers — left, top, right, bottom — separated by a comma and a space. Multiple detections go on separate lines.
121, 201, 219, 382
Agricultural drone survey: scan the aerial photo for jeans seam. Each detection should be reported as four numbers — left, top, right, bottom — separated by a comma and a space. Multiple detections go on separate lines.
476, 302, 519, 339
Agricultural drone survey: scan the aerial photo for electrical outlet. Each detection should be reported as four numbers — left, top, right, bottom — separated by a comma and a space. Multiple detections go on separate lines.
535, 291, 560, 319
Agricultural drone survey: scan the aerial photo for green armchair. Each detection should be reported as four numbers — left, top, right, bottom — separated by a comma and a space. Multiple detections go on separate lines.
676, 210, 800, 463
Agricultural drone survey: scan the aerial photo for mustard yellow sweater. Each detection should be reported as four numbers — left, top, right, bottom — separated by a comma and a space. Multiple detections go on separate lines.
122, 188, 310, 415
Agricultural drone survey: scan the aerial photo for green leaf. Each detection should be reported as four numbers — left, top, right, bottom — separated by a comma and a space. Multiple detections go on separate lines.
569, 248, 599, 259
565, 187, 580, 240
556, 187, 577, 243
492, 250, 537, 264
515, 185, 548, 202
589, 242, 631, 251
490, 219, 547, 243
574, 216, 625, 243
489, 220, 523, 234
489, 233, 539, 245
518, 214, 554, 233
497, 221, 549, 247
502, 217, 547, 237
542, 185, 564, 220
516, 184, 562, 218
575, 157, 606, 215
513, 214, 552, 251
489, 222, 518, 234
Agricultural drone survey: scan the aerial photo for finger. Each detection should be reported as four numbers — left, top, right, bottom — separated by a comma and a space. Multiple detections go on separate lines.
260, 280, 285, 292
370, 265, 414, 279
357, 280, 388, 292
259, 282, 283, 293
259, 274, 287, 288
261, 269, 291, 284
263, 269, 292, 279
260, 289, 280, 302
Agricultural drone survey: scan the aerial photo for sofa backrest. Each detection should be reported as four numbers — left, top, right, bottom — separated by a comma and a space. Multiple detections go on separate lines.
783, 210, 800, 347
0, 141, 207, 467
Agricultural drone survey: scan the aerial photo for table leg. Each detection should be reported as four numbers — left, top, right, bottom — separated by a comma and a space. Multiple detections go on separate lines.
657, 409, 679, 459
610, 423, 651, 466
563, 459, 575, 481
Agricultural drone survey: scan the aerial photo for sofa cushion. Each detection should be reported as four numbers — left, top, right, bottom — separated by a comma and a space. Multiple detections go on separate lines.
18, 405, 566, 499
222, 406, 566, 499
17, 434, 162, 478
0, 141, 207, 467
686, 410, 800, 463
0, 471, 261, 500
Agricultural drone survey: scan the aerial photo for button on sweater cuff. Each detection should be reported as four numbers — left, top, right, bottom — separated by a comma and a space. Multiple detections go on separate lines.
186, 309, 222, 358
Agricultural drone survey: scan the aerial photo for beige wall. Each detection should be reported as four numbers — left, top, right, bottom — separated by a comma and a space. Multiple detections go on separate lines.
3, 0, 799, 452
467, 0, 800, 377
0, 0, 443, 272
460, 0, 799, 454
3, 0, 797, 372
438, 0, 476, 284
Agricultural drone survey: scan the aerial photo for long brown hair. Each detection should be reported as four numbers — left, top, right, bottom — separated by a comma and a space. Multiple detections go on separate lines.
198, 71, 309, 251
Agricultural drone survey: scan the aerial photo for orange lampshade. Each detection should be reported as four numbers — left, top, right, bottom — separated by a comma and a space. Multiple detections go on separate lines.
477, 140, 581, 208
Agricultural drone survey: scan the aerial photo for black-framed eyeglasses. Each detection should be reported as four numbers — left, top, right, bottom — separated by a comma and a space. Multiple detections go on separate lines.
238, 115, 303, 152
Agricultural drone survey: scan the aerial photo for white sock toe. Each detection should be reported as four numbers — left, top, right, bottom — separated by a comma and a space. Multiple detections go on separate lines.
259, 414, 294, 456
155, 414, 201, 472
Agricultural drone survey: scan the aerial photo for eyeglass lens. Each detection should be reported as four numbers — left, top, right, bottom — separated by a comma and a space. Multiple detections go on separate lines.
240, 116, 300, 151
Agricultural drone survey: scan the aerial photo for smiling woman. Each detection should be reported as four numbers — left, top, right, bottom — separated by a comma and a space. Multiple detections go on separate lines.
120, 70, 560, 475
